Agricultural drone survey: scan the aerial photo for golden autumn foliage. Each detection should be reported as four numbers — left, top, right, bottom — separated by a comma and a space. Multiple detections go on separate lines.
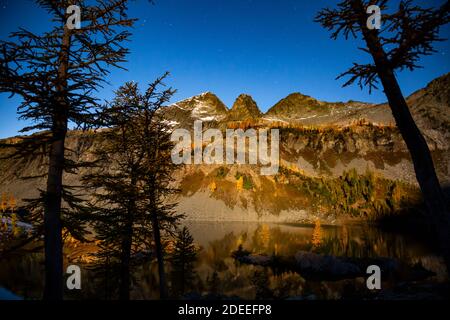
9, 194, 16, 213
259, 224, 271, 249
11, 213, 20, 237
236, 176, 244, 191
226, 119, 261, 130
311, 219, 322, 248
0, 212, 22, 238
391, 182, 403, 204
0, 193, 17, 213
0, 193, 8, 213
227, 116, 396, 131
236, 235, 244, 247
287, 163, 306, 176
63, 228, 80, 247
209, 181, 217, 192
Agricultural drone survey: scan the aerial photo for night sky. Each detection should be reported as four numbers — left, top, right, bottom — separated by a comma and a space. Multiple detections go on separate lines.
0, 0, 449, 138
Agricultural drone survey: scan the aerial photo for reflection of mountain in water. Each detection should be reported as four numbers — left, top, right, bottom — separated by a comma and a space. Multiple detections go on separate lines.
1, 221, 446, 300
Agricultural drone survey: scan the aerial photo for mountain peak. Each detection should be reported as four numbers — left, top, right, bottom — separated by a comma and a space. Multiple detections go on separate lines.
163, 91, 228, 125
265, 92, 330, 121
198, 91, 218, 99
286, 92, 312, 99
228, 94, 261, 121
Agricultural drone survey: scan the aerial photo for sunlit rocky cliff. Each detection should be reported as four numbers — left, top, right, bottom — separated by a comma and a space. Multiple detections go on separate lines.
1, 73, 449, 223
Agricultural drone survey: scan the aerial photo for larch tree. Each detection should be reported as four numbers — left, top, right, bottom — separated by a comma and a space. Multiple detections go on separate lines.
84, 74, 183, 299
133, 73, 183, 299
169, 226, 198, 296
0, 0, 135, 299
0, 193, 7, 214
315, 0, 450, 271
82, 82, 146, 300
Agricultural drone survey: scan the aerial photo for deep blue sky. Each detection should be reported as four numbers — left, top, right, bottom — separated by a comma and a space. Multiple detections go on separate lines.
0, 0, 449, 138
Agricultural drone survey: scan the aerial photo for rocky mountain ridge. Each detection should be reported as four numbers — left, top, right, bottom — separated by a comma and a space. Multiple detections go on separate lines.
0, 73, 449, 222
162, 73, 449, 150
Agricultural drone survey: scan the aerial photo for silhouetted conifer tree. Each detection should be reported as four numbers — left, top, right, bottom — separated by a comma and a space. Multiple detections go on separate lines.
315, 0, 450, 271
84, 74, 182, 299
169, 226, 198, 296
134, 74, 183, 299
0, 0, 133, 299
4, 1, 137, 299
0, 0, 135, 299
83, 81, 146, 300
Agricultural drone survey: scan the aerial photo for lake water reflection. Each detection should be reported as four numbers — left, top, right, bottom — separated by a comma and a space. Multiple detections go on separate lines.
0, 221, 447, 300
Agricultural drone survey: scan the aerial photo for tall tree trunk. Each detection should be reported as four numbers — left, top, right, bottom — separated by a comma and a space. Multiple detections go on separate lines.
143, 108, 169, 299
353, 0, 450, 271
119, 186, 136, 300
150, 182, 168, 299
43, 129, 66, 300
119, 220, 132, 300
43, 26, 71, 300
151, 204, 168, 299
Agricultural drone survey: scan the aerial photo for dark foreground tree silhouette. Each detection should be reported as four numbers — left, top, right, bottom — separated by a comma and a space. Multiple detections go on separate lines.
169, 226, 198, 297
0, 0, 135, 299
134, 74, 183, 299
83, 82, 146, 300
315, 0, 450, 270
83, 75, 182, 299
